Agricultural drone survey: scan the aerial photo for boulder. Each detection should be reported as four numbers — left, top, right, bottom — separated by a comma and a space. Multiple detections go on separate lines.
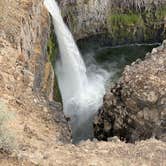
94, 41, 166, 142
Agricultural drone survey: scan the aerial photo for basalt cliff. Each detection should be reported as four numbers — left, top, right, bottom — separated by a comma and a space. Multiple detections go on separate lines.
61, 0, 166, 45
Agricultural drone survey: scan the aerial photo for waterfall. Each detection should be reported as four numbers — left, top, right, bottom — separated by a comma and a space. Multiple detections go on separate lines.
44, 0, 107, 143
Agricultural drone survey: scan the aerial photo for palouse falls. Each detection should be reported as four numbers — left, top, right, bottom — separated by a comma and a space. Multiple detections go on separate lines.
44, 0, 163, 143
0, 0, 165, 165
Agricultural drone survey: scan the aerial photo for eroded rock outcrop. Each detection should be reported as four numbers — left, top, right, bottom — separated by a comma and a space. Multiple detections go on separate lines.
0, 0, 70, 158
94, 41, 166, 142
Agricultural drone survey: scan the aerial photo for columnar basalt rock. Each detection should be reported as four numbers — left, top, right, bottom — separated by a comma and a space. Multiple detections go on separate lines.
60, 0, 166, 45
94, 41, 166, 142
60, 0, 110, 39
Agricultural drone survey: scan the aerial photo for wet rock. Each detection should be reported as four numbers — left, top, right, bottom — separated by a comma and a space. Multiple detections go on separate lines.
94, 41, 166, 142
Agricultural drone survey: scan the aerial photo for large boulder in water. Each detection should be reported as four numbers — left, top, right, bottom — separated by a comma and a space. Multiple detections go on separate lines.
94, 41, 166, 142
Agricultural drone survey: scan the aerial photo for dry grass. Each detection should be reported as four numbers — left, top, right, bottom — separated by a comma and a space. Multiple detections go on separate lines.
0, 100, 16, 154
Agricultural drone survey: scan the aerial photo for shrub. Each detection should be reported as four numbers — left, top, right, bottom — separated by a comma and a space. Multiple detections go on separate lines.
0, 101, 15, 154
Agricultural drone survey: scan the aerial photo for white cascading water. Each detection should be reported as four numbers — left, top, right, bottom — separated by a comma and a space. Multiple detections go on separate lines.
44, 0, 108, 143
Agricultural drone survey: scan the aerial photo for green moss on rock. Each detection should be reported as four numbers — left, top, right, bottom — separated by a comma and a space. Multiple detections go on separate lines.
108, 14, 142, 27
106, 4, 166, 45
47, 29, 57, 68
107, 13, 144, 44
156, 6, 166, 19
47, 26, 62, 102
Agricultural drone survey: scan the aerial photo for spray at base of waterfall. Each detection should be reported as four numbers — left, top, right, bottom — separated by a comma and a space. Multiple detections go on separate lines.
44, 0, 108, 143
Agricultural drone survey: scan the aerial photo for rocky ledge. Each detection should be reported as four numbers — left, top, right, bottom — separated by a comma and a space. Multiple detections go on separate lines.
94, 41, 166, 142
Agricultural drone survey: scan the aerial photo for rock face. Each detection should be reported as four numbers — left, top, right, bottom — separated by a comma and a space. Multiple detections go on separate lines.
60, 0, 166, 45
0, 0, 71, 156
60, 0, 110, 39
0, 0, 54, 100
94, 41, 166, 142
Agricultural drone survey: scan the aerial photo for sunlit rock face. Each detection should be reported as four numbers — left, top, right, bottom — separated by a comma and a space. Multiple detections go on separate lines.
0, 0, 55, 100
60, 0, 166, 45
0, 0, 71, 148
94, 41, 166, 142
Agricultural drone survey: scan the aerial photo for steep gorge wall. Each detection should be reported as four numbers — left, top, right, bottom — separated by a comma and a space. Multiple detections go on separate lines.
60, 0, 166, 45
18, 1, 55, 100
0, 0, 57, 100
60, 0, 110, 39
0, 0, 71, 155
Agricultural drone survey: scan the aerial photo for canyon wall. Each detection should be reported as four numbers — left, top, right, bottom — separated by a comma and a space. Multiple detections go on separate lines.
0, 0, 54, 100
0, 0, 70, 157
60, 0, 166, 45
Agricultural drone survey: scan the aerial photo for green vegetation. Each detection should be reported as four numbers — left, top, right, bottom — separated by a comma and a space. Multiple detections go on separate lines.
142, 5, 166, 41
107, 13, 144, 44
47, 28, 58, 68
108, 13, 143, 27
0, 101, 16, 154
156, 6, 166, 19
106, 4, 166, 44
47, 26, 62, 102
